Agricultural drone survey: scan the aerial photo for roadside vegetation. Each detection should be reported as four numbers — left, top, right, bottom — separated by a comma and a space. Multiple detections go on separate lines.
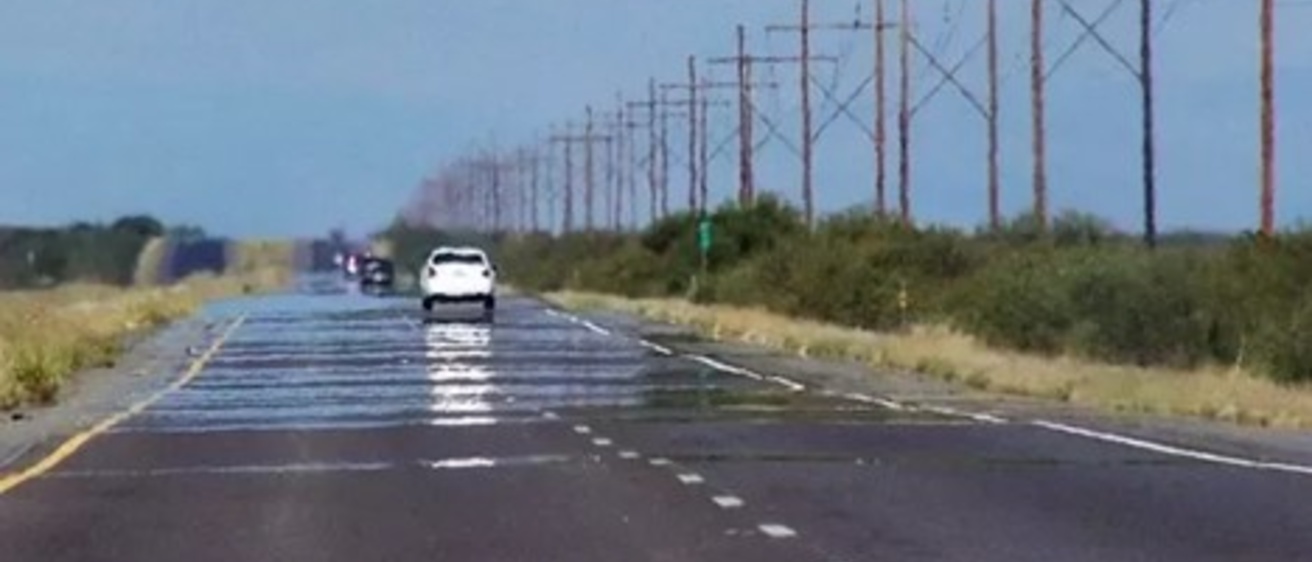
0, 216, 295, 410
0, 216, 168, 288
387, 197, 1312, 427
0, 274, 281, 410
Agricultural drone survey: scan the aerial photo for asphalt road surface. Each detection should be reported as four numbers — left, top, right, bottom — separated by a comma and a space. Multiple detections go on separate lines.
3, 284, 1312, 561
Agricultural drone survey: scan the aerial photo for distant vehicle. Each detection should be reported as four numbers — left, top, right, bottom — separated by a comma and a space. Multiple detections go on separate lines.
420, 246, 496, 313
342, 252, 364, 279
359, 257, 396, 294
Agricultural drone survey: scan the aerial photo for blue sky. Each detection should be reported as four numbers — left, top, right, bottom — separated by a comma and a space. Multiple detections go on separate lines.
1, 0, 1309, 238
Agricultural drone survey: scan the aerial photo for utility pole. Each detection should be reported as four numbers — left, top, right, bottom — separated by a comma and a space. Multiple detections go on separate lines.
469, 154, 510, 233
516, 147, 532, 234
876, 0, 889, 216
662, 71, 733, 216
1044, 0, 1160, 246
801, 0, 813, 223
987, 0, 1001, 230
656, 87, 684, 219
767, 2, 847, 225
1140, 0, 1156, 247
590, 106, 600, 231
688, 56, 699, 214
625, 112, 641, 229
767, 0, 815, 224
542, 134, 557, 233
768, 5, 893, 218
706, 25, 788, 207
616, 97, 628, 230
626, 84, 662, 224
698, 83, 710, 215
1260, 0, 1275, 238
604, 104, 619, 231
898, 0, 912, 225
603, 97, 645, 230
646, 79, 659, 222
530, 145, 542, 232
737, 24, 753, 206
1030, 0, 1048, 232
549, 121, 611, 233
554, 126, 577, 232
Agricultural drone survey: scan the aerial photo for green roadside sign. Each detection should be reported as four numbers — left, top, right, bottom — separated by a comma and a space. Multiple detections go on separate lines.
697, 219, 713, 254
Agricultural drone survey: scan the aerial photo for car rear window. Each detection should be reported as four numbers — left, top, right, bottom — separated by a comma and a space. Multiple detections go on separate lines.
364, 260, 393, 273
431, 253, 485, 265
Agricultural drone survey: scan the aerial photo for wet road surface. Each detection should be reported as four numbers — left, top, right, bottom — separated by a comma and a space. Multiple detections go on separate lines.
3, 288, 1312, 561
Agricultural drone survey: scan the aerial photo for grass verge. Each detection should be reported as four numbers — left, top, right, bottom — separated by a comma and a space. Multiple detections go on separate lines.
0, 273, 282, 410
546, 290, 1312, 430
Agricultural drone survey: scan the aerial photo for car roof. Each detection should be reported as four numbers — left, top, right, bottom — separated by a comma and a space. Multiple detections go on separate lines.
429, 246, 488, 256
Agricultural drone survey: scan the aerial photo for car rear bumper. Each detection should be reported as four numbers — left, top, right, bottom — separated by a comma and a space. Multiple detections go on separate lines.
423, 293, 492, 304
421, 278, 495, 298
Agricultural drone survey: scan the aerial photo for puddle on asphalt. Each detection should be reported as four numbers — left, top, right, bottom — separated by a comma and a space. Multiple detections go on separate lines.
45, 454, 575, 479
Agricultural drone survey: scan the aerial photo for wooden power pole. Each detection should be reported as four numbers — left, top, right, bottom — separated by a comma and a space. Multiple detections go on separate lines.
1260, 0, 1275, 238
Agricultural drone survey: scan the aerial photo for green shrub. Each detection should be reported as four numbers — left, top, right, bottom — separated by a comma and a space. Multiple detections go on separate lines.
949, 248, 1074, 354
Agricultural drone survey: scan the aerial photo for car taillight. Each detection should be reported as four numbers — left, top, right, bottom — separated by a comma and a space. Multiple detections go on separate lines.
427, 266, 437, 277
482, 269, 491, 278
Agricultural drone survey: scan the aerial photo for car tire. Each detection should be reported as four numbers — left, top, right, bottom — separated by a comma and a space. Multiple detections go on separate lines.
422, 297, 435, 312
483, 296, 496, 311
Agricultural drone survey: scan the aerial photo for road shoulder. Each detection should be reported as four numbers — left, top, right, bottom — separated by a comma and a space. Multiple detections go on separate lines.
559, 303, 1312, 472
0, 317, 226, 474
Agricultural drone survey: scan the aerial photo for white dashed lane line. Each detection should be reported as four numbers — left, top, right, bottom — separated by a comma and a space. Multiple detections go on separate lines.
562, 421, 804, 547
712, 495, 745, 509
677, 473, 705, 485
758, 524, 798, 539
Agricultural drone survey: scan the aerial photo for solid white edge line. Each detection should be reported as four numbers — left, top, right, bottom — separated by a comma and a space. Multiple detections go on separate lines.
580, 320, 611, 336
843, 392, 907, 411
688, 354, 807, 392
969, 413, 1008, 425
688, 355, 765, 381
757, 524, 798, 538
1033, 420, 1312, 476
712, 495, 745, 508
767, 375, 806, 392
638, 339, 674, 356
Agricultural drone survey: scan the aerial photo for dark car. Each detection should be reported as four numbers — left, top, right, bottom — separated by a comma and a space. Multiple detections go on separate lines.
359, 257, 396, 294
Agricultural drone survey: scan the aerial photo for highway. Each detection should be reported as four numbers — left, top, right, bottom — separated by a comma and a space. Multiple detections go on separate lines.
2, 285, 1312, 561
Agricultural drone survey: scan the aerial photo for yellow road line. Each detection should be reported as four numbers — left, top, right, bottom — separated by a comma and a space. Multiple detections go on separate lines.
0, 315, 247, 496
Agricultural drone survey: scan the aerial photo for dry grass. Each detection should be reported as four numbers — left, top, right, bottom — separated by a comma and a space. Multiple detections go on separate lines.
227, 240, 296, 290
0, 273, 284, 410
547, 291, 1312, 430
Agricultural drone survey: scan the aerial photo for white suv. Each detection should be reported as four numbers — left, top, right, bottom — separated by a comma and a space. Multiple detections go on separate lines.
420, 246, 497, 312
